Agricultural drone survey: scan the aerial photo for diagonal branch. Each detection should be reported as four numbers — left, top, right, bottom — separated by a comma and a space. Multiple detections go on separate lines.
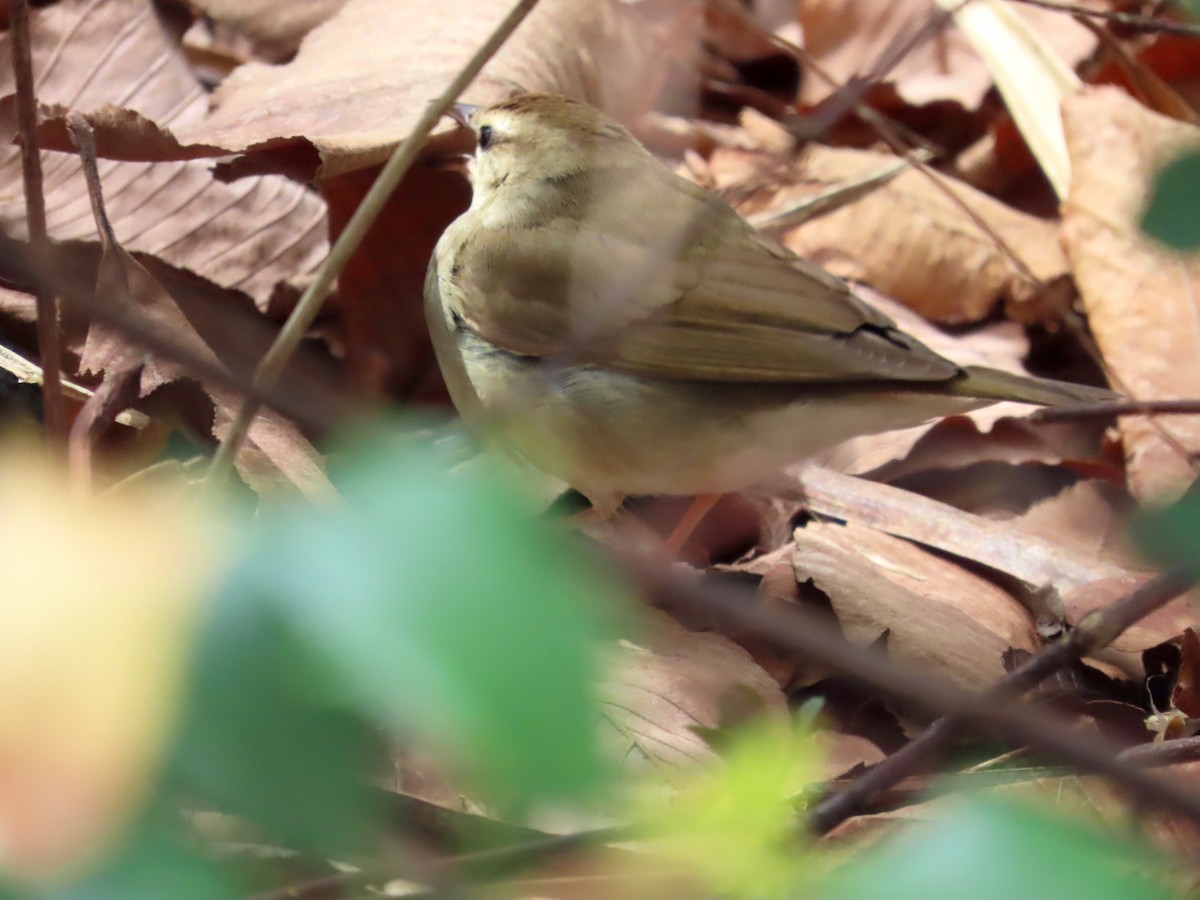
626, 554, 1200, 829
809, 566, 1196, 834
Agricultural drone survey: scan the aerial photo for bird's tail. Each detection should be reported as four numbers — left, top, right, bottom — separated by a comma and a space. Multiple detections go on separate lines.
949, 365, 1117, 407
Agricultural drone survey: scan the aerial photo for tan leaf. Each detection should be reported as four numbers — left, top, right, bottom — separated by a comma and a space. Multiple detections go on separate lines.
599, 609, 786, 782
792, 520, 1038, 691
1061, 86, 1200, 503
714, 145, 1071, 324
212, 398, 336, 501
794, 0, 1095, 110
175, 0, 703, 179
793, 466, 1128, 598
190, 0, 350, 61
65, 115, 335, 500
0, 0, 328, 310
1013, 480, 1133, 568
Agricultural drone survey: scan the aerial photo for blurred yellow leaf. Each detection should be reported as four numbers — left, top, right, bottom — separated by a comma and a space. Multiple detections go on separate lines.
633, 718, 822, 898
0, 446, 223, 883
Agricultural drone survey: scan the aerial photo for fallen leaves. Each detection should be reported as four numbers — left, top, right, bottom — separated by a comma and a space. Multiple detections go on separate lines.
1, 0, 1200, 889
172, 0, 703, 178
0, 0, 328, 308
600, 609, 786, 780
792, 520, 1038, 691
1062, 85, 1200, 503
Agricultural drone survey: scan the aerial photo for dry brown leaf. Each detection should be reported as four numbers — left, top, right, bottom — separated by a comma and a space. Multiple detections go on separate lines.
1012, 480, 1133, 568
189, 0, 350, 61
599, 609, 786, 783
0, 0, 328, 311
57, 114, 335, 500
212, 399, 335, 501
792, 520, 1038, 691
172, 0, 703, 179
794, 0, 1095, 110
812, 731, 885, 783
859, 416, 1115, 488
793, 465, 1128, 600
997, 768, 1200, 864
321, 164, 470, 394
711, 144, 1071, 324
1061, 86, 1200, 503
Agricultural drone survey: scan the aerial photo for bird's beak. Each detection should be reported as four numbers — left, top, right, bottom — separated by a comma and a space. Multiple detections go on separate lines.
448, 102, 479, 130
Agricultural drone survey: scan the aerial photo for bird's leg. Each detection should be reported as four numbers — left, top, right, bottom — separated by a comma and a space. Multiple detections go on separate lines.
567, 491, 625, 531
664, 493, 722, 556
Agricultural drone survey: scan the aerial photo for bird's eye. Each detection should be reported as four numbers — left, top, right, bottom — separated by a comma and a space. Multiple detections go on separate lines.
478, 125, 493, 151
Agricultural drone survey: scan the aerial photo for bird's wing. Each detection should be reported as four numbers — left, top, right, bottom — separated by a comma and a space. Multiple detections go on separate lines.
445, 168, 959, 384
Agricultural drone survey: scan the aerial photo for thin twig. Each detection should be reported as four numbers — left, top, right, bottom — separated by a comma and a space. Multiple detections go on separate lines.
202, 0, 545, 494
0, 243, 351, 433
1006, 0, 1200, 37
807, 566, 1197, 834
9, 0, 66, 443
1121, 735, 1200, 767
1031, 398, 1200, 423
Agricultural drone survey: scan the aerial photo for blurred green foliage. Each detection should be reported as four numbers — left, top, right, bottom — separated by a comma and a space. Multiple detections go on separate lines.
1132, 493, 1200, 575
37, 427, 621, 898
25, 426, 1185, 899
824, 798, 1171, 900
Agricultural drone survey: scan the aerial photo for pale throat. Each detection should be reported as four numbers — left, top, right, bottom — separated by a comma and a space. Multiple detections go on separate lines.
468, 169, 570, 229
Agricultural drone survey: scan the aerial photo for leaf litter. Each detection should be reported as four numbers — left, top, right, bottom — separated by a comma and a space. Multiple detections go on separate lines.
3, 0, 1200, 889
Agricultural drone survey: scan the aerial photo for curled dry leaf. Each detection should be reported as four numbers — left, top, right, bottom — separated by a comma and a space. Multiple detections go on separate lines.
793, 466, 1128, 600
171, 0, 704, 179
599, 609, 786, 782
794, 0, 1095, 110
1012, 480, 1133, 569
0, 0, 328, 311
65, 114, 334, 499
792, 520, 1038, 691
711, 144, 1072, 324
1061, 86, 1200, 503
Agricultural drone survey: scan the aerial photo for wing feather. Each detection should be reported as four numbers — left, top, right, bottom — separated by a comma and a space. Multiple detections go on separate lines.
441, 163, 959, 384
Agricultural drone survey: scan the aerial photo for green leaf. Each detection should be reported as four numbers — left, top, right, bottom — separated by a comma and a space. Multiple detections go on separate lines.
1141, 149, 1200, 250
634, 718, 822, 898
168, 591, 383, 855
825, 798, 1170, 900
52, 807, 239, 900
221, 429, 621, 808
1131, 494, 1200, 575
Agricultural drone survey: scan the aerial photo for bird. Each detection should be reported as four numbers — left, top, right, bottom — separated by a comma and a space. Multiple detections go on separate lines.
424, 92, 1114, 545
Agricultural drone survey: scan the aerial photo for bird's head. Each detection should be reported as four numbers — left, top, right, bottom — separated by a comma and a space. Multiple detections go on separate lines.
452, 93, 649, 210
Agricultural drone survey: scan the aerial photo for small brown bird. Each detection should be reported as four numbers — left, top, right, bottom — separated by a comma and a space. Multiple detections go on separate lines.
425, 93, 1112, 534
